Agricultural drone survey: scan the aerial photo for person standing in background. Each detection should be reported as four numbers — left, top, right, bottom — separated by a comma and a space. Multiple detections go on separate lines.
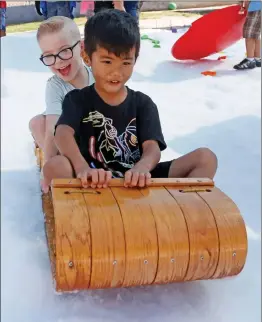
38, 1, 77, 20
94, 0, 140, 21
124, 1, 140, 22
234, 0, 261, 69
0, 0, 6, 37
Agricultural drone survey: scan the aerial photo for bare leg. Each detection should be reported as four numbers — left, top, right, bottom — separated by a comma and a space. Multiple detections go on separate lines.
43, 155, 74, 189
168, 148, 218, 179
29, 114, 46, 149
246, 38, 256, 58
254, 38, 261, 58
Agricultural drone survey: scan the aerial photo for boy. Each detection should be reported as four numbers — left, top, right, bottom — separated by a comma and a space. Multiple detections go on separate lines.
29, 16, 95, 192
43, 9, 217, 189
234, 1, 261, 70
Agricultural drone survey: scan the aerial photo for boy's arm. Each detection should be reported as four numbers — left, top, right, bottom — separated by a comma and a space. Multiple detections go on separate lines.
132, 139, 161, 172
55, 124, 89, 175
239, 0, 249, 12
54, 89, 90, 174
124, 93, 166, 187
43, 80, 64, 163
136, 92, 167, 168
43, 115, 59, 163
113, 0, 125, 11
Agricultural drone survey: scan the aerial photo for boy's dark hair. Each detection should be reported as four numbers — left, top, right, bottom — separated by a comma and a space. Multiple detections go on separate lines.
84, 9, 140, 60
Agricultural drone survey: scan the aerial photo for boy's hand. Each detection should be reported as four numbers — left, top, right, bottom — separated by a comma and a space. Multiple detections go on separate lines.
239, 0, 248, 14
77, 167, 112, 189
113, 0, 125, 11
124, 165, 151, 188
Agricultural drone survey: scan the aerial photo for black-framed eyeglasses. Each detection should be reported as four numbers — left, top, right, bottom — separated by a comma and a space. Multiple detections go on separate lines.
40, 40, 80, 66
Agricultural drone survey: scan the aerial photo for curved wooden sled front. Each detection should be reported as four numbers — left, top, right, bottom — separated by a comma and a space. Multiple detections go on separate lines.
36, 147, 248, 292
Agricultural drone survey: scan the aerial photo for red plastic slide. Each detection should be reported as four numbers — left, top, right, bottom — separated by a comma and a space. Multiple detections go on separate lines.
172, 5, 247, 60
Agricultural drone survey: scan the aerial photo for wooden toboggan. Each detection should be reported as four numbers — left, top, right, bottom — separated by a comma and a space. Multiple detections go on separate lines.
35, 146, 248, 292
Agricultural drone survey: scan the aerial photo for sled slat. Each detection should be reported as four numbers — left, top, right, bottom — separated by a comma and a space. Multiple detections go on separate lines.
197, 187, 248, 278
82, 188, 126, 289
52, 187, 92, 292
139, 187, 189, 284
111, 187, 158, 287
166, 187, 219, 281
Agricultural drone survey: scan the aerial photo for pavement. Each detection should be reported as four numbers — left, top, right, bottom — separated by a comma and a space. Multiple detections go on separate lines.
79, 4, 231, 34
137, 5, 231, 29
139, 15, 198, 29
79, 15, 198, 35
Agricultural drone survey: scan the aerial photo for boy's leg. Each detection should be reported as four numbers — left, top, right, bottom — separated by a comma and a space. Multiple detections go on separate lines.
46, 2, 58, 18
43, 155, 74, 188
254, 38, 261, 67
151, 148, 218, 180
124, 1, 139, 22
29, 114, 46, 149
234, 10, 261, 69
57, 1, 72, 19
246, 38, 256, 58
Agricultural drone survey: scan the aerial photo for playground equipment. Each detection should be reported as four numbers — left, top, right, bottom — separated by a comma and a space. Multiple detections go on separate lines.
172, 5, 247, 60
35, 147, 248, 293
141, 34, 161, 48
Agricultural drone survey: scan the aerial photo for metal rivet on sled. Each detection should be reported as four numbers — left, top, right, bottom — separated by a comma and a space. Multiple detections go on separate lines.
200, 256, 204, 261
68, 261, 74, 268
171, 258, 175, 263
113, 260, 117, 265
233, 252, 236, 257
144, 260, 148, 264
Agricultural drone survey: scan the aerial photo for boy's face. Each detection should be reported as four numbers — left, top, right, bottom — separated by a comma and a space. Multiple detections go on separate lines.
38, 28, 82, 82
88, 46, 136, 94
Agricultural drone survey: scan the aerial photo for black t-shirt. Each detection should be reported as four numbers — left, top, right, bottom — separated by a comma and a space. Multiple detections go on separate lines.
56, 84, 167, 178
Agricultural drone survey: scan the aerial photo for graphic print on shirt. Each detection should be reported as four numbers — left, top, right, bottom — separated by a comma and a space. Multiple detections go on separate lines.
82, 111, 140, 175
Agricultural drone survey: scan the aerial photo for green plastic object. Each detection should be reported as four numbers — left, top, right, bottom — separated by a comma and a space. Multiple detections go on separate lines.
168, 2, 177, 10
141, 34, 161, 48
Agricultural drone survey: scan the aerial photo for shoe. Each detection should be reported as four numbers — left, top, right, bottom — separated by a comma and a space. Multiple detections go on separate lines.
255, 59, 261, 67
233, 58, 256, 70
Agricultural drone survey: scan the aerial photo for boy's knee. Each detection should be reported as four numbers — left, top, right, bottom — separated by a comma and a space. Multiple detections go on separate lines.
43, 155, 73, 178
196, 148, 218, 167
29, 114, 44, 132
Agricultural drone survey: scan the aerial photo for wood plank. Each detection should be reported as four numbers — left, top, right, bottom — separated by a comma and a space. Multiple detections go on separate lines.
51, 187, 92, 291
111, 187, 158, 287
197, 187, 248, 278
82, 187, 126, 289
52, 178, 214, 189
166, 187, 219, 281
139, 187, 189, 284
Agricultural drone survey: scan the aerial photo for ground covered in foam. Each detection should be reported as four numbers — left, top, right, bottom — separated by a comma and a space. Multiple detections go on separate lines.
1, 29, 261, 322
